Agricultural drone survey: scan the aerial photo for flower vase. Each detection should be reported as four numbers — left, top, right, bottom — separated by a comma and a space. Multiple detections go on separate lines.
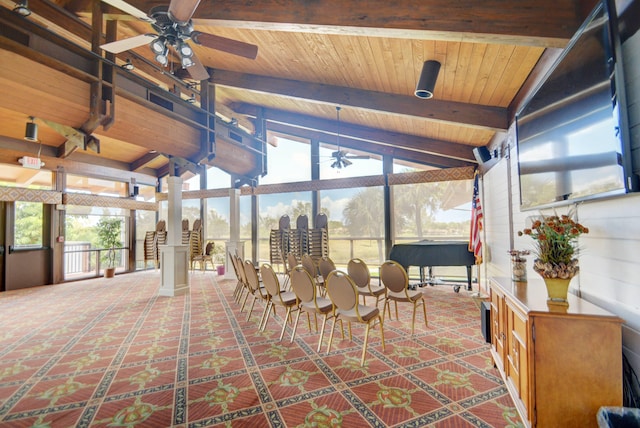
542, 277, 571, 306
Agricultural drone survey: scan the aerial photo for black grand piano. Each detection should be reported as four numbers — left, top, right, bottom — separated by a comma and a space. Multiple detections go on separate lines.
389, 240, 476, 292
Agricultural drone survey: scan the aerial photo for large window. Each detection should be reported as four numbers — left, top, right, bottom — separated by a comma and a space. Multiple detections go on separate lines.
257, 192, 312, 262
14, 201, 43, 248
319, 187, 384, 266
66, 174, 127, 196
260, 137, 310, 184
0, 164, 53, 190
392, 180, 472, 242
392, 179, 473, 280
319, 144, 383, 180
64, 206, 127, 279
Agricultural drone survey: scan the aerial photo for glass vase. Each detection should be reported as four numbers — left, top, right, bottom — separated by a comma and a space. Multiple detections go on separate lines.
511, 256, 527, 282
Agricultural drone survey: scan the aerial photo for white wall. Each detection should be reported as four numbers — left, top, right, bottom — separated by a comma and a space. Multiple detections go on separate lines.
483, 28, 640, 375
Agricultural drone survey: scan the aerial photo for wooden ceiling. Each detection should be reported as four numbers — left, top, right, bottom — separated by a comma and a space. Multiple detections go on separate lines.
0, 0, 601, 184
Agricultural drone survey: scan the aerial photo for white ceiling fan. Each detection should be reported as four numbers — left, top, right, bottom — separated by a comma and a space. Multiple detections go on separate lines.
99, 0, 258, 81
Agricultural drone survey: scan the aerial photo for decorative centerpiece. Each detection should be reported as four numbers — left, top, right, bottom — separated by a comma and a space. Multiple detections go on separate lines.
518, 212, 589, 305
508, 249, 530, 282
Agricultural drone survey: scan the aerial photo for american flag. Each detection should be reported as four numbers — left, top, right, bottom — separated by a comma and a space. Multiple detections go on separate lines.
469, 171, 483, 264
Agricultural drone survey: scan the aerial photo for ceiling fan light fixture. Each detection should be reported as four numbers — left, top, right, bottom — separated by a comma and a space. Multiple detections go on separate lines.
415, 60, 441, 99
24, 116, 38, 141
150, 37, 166, 55
121, 58, 134, 71
155, 53, 168, 66
177, 40, 193, 57
181, 55, 194, 68
13, 0, 31, 16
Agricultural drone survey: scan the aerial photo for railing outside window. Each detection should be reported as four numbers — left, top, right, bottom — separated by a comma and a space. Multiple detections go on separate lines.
63, 242, 128, 280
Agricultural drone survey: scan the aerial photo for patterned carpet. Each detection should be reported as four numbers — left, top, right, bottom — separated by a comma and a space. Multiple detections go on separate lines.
0, 270, 523, 427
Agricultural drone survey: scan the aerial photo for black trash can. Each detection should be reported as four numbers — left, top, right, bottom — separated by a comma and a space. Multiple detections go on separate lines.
597, 407, 640, 427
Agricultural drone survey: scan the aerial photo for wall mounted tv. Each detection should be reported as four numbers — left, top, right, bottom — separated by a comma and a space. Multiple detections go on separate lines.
516, 0, 638, 210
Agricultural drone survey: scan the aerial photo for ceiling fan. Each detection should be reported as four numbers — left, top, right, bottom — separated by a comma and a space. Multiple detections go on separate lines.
329, 107, 369, 169
99, 0, 258, 81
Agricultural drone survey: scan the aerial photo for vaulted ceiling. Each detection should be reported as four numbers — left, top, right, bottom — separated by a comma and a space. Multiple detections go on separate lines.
0, 0, 603, 185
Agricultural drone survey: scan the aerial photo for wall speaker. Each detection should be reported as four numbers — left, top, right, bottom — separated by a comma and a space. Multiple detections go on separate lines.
473, 146, 492, 164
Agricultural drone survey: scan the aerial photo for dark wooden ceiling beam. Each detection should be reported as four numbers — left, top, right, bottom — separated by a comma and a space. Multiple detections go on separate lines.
104, 0, 598, 48
211, 69, 507, 131
233, 103, 476, 161
267, 122, 474, 169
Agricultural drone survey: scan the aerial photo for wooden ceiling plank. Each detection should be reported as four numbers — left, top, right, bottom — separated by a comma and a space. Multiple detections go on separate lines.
211, 69, 507, 131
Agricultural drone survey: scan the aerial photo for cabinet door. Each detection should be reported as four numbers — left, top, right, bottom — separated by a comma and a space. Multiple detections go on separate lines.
490, 287, 506, 370
506, 305, 529, 417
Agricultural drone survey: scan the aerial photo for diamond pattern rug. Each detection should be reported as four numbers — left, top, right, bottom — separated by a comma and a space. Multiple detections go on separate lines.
0, 271, 523, 427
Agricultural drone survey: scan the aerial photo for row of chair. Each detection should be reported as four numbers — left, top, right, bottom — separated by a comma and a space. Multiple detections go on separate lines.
228, 252, 428, 366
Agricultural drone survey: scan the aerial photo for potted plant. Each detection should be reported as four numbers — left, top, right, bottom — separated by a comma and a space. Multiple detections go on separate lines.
97, 218, 122, 278
517, 211, 589, 305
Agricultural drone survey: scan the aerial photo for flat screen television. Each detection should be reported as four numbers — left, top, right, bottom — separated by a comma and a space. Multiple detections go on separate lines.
516, 0, 638, 210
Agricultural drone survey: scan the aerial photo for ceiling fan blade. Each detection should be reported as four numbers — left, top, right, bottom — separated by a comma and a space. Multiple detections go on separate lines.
345, 155, 370, 160
191, 32, 258, 60
100, 33, 156, 53
101, 0, 154, 22
187, 53, 210, 81
168, 0, 201, 24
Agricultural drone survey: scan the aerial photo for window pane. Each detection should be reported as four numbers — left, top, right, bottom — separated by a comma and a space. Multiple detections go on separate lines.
257, 192, 312, 262
240, 194, 252, 260
260, 137, 310, 184
66, 174, 127, 197
135, 210, 157, 269
0, 164, 53, 189
207, 167, 231, 189
393, 160, 437, 173
14, 201, 43, 248
319, 144, 383, 179
206, 197, 230, 240
392, 180, 473, 280
320, 187, 384, 266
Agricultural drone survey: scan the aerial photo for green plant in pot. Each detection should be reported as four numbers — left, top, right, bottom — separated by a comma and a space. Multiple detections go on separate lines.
97, 218, 122, 278
518, 211, 589, 305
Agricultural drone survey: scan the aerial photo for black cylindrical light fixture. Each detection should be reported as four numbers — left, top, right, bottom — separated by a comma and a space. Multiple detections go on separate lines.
415, 60, 441, 99
24, 117, 38, 142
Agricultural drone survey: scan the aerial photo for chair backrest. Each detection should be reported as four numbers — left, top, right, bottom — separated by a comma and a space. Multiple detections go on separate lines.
260, 263, 281, 298
380, 260, 409, 293
347, 258, 370, 290
325, 270, 358, 313
318, 256, 336, 281
229, 252, 240, 277
296, 214, 308, 230
287, 253, 299, 272
301, 254, 317, 278
205, 241, 214, 256
244, 260, 260, 292
290, 265, 316, 304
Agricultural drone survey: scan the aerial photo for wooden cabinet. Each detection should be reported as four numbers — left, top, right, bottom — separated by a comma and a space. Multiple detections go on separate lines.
489, 277, 623, 427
